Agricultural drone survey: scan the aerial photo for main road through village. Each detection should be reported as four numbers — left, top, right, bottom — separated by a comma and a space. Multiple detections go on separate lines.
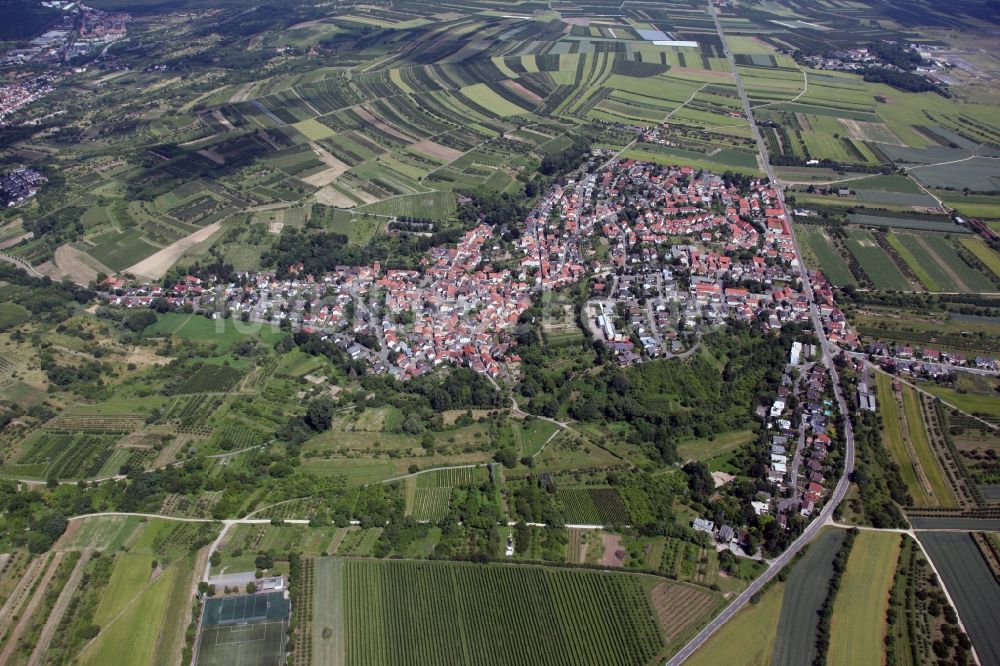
664, 4, 859, 664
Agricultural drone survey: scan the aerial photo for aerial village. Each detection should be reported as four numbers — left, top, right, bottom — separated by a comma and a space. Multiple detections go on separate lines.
100, 157, 997, 381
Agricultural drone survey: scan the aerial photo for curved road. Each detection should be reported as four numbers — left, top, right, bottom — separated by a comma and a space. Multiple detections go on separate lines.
666, 5, 857, 664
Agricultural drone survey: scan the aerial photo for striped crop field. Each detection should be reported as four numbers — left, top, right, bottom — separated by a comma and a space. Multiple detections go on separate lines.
342, 559, 668, 666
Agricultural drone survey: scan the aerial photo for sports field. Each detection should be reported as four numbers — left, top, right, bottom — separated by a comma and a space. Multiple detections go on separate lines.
198, 621, 288, 666
197, 592, 290, 666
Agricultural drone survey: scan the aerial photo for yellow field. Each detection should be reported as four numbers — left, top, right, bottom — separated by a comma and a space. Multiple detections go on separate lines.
960, 237, 1000, 280
293, 118, 336, 140
828, 532, 901, 666
459, 83, 529, 117
901, 385, 957, 507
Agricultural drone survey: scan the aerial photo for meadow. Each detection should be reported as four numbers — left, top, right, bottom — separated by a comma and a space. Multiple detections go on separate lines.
685, 580, 784, 666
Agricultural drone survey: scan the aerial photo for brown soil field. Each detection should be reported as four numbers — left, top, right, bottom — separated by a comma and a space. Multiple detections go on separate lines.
410, 139, 463, 162
354, 107, 417, 143
501, 79, 542, 106
601, 534, 625, 567
50, 243, 112, 284
650, 582, 716, 641
314, 185, 357, 208
126, 221, 223, 280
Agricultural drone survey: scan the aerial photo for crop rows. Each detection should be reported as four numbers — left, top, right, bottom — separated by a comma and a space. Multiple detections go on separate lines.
659, 538, 702, 580
410, 488, 450, 522
415, 466, 488, 488
558, 487, 629, 524
18, 432, 117, 479
290, 555, 314, 666
153, 522, 218, 556
649, 582, 716, 641
173, 364, 244, 394
42, 413, 145, 433
343, 559, 664, 666
163, 394, 223, 426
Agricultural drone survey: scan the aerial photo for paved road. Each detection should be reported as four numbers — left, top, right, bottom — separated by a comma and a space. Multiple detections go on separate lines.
666, 5, 857, 663
840, 347, 1000, 378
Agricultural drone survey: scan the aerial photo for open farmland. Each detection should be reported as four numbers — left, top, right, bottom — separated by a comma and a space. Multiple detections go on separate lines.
557, 486, 630, 524
771, 527, 847, 666
843, 228, 912, 290
919, 532, 1000, 666
793, 224, 855, 287
686, 580, 784, 666
341, 558, 691, 666
875, 372, 957, 507
827, 532, 901, 666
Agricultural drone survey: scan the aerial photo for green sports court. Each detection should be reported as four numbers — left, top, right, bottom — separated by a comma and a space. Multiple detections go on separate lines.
196, 592, 289, 666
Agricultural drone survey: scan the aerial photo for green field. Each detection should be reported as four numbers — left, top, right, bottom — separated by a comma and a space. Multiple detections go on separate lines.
794, 225, 855, 287
920, 383, 1000, 418
875, 372, 933, 506
960, 237, 1000, 280
75, 518, 215, 666
686, 581, 784, 666
900, 384, 957, 507
771, 527, 847, 666
313, 557, 345, 666
843, 228, 912, 290
145, 313, 285, 350
676, 429, 755, 464
341, 559, 670, 665
827, 532, 901, 666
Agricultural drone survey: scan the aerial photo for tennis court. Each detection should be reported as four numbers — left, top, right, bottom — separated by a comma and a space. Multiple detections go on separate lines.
202, 592, 289, 627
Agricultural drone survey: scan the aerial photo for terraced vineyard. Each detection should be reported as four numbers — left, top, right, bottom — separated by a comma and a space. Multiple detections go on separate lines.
342, 559, 668, 666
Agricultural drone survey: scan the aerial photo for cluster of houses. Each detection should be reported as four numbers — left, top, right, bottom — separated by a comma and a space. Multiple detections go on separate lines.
866, 342, 999, 375
0, 77, 58, 125
688, 339, 838, 539
576, 161, 818, 361
103, 158, 864, 381
0, 168, 46, 207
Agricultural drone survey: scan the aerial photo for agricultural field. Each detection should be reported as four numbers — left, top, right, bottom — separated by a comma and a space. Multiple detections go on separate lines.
771, 527, 847, 666
827, 531, 902, 666
557, 486, 629, 524
686, 580, 784, 666
793, 224, 856, 287
340, 558, 701, 666
919, 532, 1000, 666
842, 227, 913, 291
1, 516, 218, 666
874, 372, 956, 507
